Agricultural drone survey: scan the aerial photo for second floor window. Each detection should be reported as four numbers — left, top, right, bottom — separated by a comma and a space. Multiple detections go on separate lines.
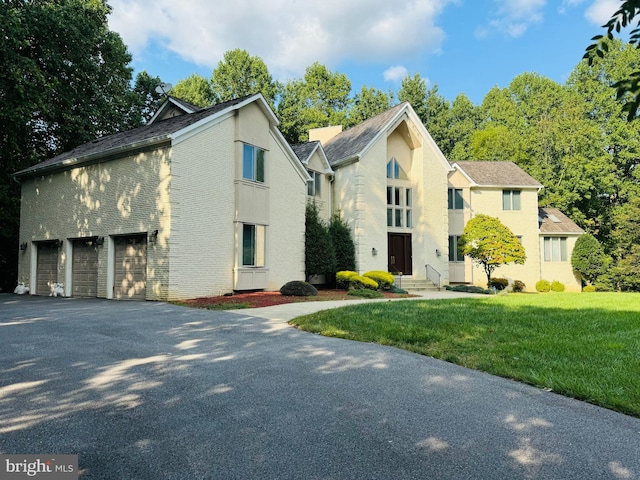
243, 144, 265, 183
307, 170, 322, 197
502, 189, 521, 210
387, 186, 412, 228
448, 188, 463, 210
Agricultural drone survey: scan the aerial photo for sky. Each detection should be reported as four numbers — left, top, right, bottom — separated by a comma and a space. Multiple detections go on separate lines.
106, 0, 622, 105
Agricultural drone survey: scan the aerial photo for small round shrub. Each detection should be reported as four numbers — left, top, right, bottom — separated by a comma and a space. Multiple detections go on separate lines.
348, 289, 384, 299
536, 279, 551, 293
389, 284, 408, 294
583, 285, 596, 293
512, 280, 526, 293
489, 278, 509, 290
363, 270, 394, 290
350, 275, 379, 290
336, 270, 358, 289
280, 281, 318, 297
550, 280, 565, 292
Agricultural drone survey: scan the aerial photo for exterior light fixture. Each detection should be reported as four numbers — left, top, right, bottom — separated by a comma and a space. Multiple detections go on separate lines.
20, 242, 28, 251
54, 239, 63, 248
95, 236, 105, 246
435, 249, 441, 257
372, 247, 378, 256
149, 230, 159, 243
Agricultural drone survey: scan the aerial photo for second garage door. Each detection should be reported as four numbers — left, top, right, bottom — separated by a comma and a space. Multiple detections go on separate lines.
36, 242, 59, 295
114, 235, 147, 300
72, 239, 99, 297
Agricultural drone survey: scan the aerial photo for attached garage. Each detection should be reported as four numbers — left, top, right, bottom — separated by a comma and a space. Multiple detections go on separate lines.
72, 239, 99, 297
114, 235, 147, 300
36, 242, 59, 295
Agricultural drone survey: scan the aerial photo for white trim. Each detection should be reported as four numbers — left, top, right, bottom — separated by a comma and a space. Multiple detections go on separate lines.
106, 236, 115, 299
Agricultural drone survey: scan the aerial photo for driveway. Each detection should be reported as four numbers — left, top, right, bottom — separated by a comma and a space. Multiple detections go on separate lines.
0, 294, 638, 479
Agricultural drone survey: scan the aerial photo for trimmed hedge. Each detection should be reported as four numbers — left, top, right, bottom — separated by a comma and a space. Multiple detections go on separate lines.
348, 289, 384, 299
444, 284, 492, 294
351, 275, 379, 290
489, 278, 509, 290
280, 281, 318, 297
512, 280, 526, 293
536, 279, 551, 293
363, 270, 394, 290
336, 270, 358, 289
583, 285, 596, 293
551, 280, 566, 292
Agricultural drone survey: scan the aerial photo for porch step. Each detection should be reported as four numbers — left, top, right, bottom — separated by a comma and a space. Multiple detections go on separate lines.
393, 277, 440, 292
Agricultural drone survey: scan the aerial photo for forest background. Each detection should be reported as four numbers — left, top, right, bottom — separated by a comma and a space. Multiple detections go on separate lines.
2, 0, 639, 292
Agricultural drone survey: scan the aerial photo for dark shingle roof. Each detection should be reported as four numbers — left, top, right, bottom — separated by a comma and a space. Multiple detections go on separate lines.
539, 208, 584, 234
454, 161, 543, 188
14, 95, 253, 179
291, 141, 320, 163
323, 103, 407, 166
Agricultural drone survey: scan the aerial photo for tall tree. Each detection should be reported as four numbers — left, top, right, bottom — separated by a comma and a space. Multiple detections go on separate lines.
277, 63, 351, 143
447, 94, 482, 160
171, 73, 214, 108
127, 71, 165, 125
210, 49, 278, 107
421, 85, 450, 153
397, 73, 428, 123
349, 85, 393, 126
0, 0, 140, 291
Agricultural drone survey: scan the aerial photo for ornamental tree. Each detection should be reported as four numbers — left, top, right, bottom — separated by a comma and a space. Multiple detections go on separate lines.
458, 214, 526, 287
571, 233, 610, 285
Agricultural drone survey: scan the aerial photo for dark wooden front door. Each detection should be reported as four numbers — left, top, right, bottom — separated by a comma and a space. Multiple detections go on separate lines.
388, 233, 412, 275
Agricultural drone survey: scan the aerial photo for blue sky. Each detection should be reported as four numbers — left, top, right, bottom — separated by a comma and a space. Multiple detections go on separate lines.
107, 0, 620, 105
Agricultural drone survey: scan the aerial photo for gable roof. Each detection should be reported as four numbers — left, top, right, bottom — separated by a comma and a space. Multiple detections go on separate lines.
14, 94, 273, 180
148, 96, 203, 124
538, 207, 584, 234
453, 161, 543, 188
290, 141, 333, 174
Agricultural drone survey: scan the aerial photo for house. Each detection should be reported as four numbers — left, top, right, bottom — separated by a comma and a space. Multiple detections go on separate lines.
448, 161, 583, 291
13, 94, 309, 300
291, 141, 334, 223
308, 102, 453, 288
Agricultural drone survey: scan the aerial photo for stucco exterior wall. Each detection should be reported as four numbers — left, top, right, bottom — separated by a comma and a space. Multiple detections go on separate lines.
17, 145, 171, 299
306, 149, 332, 223
540, 235, 582, 292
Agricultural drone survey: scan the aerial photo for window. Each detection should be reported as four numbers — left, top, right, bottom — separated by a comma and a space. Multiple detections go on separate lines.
386, 158, 408, 180
448, 188, 464, 210
307, 170, 322, 197
243, 144, 265, 183
502, 189, 521, 210
448, 236, 464, 262
242, 224, 265, 266
544, 237, 567, 262
387, 187, 412, 228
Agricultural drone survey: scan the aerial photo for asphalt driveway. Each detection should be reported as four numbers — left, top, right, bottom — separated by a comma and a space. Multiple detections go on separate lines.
1, 294, 639, 479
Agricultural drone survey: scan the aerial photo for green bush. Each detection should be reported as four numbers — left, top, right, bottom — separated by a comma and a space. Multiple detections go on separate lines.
447, 284, 491, 294
329, 212, 356, 273
363, 270, 394, 290
512, 280, 526, 293
536, 279, 551, 292
351, 275, 379, 290
280, 281, 318, 297
551, 280, 566, 292
336, 270, 358, 289
583, 285, 596, 292
489, 278, 509, 290
348, 289, 384, 299
389, 284, 408, 294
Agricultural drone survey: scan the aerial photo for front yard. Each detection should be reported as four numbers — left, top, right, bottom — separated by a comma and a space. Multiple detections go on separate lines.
289, 292, 640, 418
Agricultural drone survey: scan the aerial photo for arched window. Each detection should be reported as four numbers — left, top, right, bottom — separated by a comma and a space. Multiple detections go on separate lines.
386, 158, 408, 180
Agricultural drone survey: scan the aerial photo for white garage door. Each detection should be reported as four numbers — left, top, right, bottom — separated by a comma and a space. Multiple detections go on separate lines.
114, 235, 147, 300
36, 242, 59, 295
72, 239, 99, 297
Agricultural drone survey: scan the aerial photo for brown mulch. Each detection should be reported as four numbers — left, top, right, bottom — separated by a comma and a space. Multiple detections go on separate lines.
174, 289, 413, 309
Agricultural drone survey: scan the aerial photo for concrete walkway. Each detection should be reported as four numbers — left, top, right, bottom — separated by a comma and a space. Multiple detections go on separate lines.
0, 293, 638, 479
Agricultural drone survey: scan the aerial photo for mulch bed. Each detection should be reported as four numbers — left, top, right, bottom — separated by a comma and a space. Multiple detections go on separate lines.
175, 289, 412, 309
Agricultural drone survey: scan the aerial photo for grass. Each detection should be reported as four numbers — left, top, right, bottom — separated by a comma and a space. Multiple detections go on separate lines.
290, 292, 640, 417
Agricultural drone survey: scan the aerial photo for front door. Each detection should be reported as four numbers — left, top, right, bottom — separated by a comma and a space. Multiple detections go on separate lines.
388, 233, 412, 275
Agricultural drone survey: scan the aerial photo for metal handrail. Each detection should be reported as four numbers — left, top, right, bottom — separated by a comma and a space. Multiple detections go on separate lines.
425, 264, 441, 290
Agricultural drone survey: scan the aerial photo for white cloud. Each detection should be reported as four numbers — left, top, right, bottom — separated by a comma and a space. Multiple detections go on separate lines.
383, 65, 409, 83
584, 0, 620, 25
478, 0, 546, 39
108, 0, 456, 80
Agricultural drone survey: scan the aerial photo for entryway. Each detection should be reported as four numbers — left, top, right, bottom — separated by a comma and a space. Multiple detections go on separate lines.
388, 233, 412, 275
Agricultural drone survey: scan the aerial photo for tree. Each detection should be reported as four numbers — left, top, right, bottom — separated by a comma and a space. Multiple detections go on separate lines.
305, 202, 336, 279
571, 234, 610, 285
127, 71, 165, 126
0, 0, 141, 291
171, 73, 214, 107
397, 73, 428, 123
277, 63, 352, 143
210, 49, 278, 107
458, 214, 526, 287
584, 0, 640, 119
349, 86, 393, 125
328, 212, 356, 273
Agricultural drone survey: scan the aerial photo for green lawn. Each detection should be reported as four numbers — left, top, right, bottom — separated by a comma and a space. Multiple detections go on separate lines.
290, 293, 640, 417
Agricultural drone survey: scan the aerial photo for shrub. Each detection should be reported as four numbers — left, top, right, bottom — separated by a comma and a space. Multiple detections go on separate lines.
512, 280, 526, 293
336, 270, 358, 289
448, 284, 491, 294
536, 280, 551, 293
363, 271, 394, 290
550, 280, 565, 292
389, 284, 408, 294
348, 289, 384, 299
583, 285, 596, 293
489, 278, 509, 290
350, 275, 379, 290
329, 212, 356, 272
280, 281, 318, 297
305, 202, 336, 278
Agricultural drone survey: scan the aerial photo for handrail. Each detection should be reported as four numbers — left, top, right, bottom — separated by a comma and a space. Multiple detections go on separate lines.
389, 264, 403, 288
425, 264, 441, 290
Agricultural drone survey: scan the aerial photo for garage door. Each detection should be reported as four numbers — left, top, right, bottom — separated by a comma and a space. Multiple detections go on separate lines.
72, 239, 98, 297
114, 235, 147, 300
36, 242, 59, 295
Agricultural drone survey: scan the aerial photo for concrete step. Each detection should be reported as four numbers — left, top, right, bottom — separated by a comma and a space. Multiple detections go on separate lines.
393, 278, 440, 292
